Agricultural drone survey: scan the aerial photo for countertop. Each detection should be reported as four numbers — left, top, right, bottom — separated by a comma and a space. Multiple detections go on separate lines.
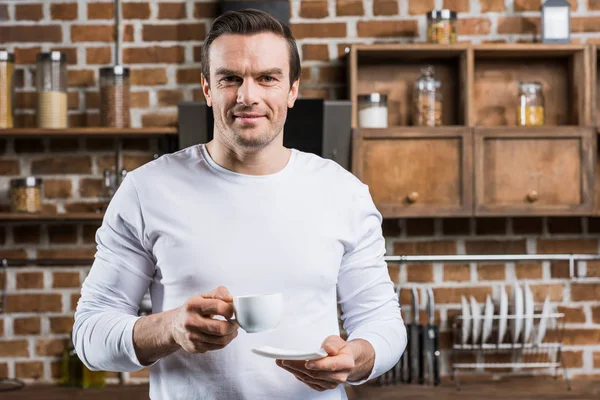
1, 377, 598, 399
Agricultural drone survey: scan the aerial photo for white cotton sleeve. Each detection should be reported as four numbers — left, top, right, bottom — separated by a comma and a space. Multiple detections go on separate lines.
337, 185, 407, 385
73, 173, 156, 372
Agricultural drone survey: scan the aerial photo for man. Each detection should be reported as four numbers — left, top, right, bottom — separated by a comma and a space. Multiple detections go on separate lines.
73, 9, 406, 400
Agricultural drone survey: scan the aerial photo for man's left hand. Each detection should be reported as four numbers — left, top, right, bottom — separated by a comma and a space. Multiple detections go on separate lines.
275, 336, 374, 392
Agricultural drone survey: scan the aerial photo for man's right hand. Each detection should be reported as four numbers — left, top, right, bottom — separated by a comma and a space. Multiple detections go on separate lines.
171, 286, 239, 354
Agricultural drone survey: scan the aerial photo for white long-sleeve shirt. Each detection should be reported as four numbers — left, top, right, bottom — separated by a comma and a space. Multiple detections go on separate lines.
73, 143, 406, 400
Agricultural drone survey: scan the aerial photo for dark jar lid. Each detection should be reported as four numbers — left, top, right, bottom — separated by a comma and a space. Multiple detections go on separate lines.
427, 9, 457, 20
100, 65, 130, 78
10, 177, 43, 188
36, 51, 67, 63
358, 93, 387, 104
0, 51, 15, 62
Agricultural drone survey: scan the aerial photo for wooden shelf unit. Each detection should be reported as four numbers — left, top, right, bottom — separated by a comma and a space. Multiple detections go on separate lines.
0, 127, 178, 137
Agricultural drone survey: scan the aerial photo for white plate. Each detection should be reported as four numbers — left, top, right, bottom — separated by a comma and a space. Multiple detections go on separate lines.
536, 296, 551, 345
461, 296, 471, 345
481, 294, 494, 344
252, 346, 328, 361
511, 283, 524, 344
498, 287, 508, 344
523, 283, 535, 344
470, 296, 482, 345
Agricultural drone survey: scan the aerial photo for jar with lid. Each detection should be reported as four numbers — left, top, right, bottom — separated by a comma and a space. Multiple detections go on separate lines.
517, 82, 545, 126
357, 93, 388, 128
36, 51, 68, 129
0, 51, 15, 129
10, 177, 43, 213
413, 66, 442, 127
99, 65, 131, 128
427, 9, 457, 44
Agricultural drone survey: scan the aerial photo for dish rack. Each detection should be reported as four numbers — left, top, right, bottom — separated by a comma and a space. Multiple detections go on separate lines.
451, 310, 568, 391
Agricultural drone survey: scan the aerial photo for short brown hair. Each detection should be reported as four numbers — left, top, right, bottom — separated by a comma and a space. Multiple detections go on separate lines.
201, 9, 301, 87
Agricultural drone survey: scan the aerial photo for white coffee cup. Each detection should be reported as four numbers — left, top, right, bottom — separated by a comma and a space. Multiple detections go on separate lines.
231, 292, 284, 333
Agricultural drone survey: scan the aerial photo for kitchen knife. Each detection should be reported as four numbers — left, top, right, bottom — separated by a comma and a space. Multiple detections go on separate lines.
426, 287, 440, 386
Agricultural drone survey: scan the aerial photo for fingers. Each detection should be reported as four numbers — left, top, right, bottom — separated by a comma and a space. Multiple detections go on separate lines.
183, 313, 238, 336
320, 335, 345, 357
185, 330, 238, 346
186, 297, 235, 319
204, 286, 233, 302
276, 360, 340, 391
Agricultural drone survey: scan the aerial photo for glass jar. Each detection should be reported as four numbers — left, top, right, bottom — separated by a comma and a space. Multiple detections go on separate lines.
36, 51, 68, 129
427, 9, 457, 44
413, 66, 442, 127
357, 93, 388, 128
0, 51, 15, 129
99, 65, 131, 128
10, 177, 43, 213
517, 82, 545, 126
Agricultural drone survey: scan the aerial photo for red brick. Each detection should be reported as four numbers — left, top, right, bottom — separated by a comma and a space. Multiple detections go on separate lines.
476, 263, 506, 280
318, 65, 344, 84
131, 92, 150, 108
53, 271, 81, 288
406, 264, 434, 283
50, 316, 75, 334
336, 0, 364, 16
301, 66, 313, 82
123, 2, 151, 19
123, 155, 155, 172
16, 271, 44, 289
72, 25, 113, 42
177, 68, 202, 84
480, 0, 505, 12
0, 160, 20, 175
300, 1, 329, 18
71, 293, 81, 312
0, 4, 7, 21
515, 262, 543, 279
130, 368, 150, 378
433, 286, 492, 304
443, 0, 469, 12
394, 240, 456, 255
537, 239, 598, 254
458, 18, 492, 35
68, 69, 95, 87
302, 44, 329, 61
31, 156, 92, 174
0, 340, 29, 357
571, 283, 600, 302
6, 294, 62, 313
562, 350, 584, 368
142, 24, 205, 42
530, 283, 563, 302
78, 178, 103, 198
406, 218, 435, 236
497, 17, 540, 34
556, 306, 586, 324
14, 47, 41, 65
475, 218, 506, 235
44, 179, 73, 199
125, 46, 185, 64
357, 20, 418, 38
15, 4, 43, 21
158, 90, 185, 107
194, 45, 202, 62
515, 0, 577, 11
443, 264, 470, 282
408, 0, 434, 14
36, 338, 69, 357
37, 248, 96, 260
159, 2, 187, 19
594, 352, 600, 369
193, 2, 219, 18
130, 67, 169, 86
387, 264, 400, 283
13, 317, 41, 335
292, 23, 347, 39
0, 249, 28, 259
141, 113, 177, 128
465, 240, 526, 254
592, 0, 600, 10
86, 47, 112, 64
373, 0, 399, 15
15, 361, 43, 379
299, 88, 329, 99
563, 329, 600, 345
51, 3, 78, 20
88, 2, 114, 19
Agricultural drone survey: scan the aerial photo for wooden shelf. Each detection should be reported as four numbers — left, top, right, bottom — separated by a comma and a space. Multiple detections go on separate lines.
0, 212, 104, 221
0, 127, 177, 137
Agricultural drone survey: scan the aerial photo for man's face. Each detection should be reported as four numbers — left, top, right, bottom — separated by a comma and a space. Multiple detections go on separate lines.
202, 32, 299, 150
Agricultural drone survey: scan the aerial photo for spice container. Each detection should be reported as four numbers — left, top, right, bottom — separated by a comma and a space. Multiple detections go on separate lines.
517, 81, 545, 126
427, 10, 457, 44
10, 177, 43, 213
413, 66, 442, 127
36, 51, 68, 129
0, 51, 15, 129
99, 65, 131, 128
357, 93, 388, 128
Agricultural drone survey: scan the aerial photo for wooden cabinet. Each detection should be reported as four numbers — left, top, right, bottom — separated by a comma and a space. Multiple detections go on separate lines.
474, 128, 595, 216
352, 127, 472, 218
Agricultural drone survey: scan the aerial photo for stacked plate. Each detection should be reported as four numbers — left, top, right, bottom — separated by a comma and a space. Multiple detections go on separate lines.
460, 283, 552, 346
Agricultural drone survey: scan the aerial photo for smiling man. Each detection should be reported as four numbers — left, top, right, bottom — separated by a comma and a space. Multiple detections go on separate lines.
73, 9, 406, 400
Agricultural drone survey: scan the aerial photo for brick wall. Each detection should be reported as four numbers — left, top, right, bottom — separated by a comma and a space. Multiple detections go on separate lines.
0, 0, 599, 386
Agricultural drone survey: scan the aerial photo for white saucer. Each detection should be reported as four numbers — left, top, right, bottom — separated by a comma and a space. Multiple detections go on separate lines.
252, 346, 328, 361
